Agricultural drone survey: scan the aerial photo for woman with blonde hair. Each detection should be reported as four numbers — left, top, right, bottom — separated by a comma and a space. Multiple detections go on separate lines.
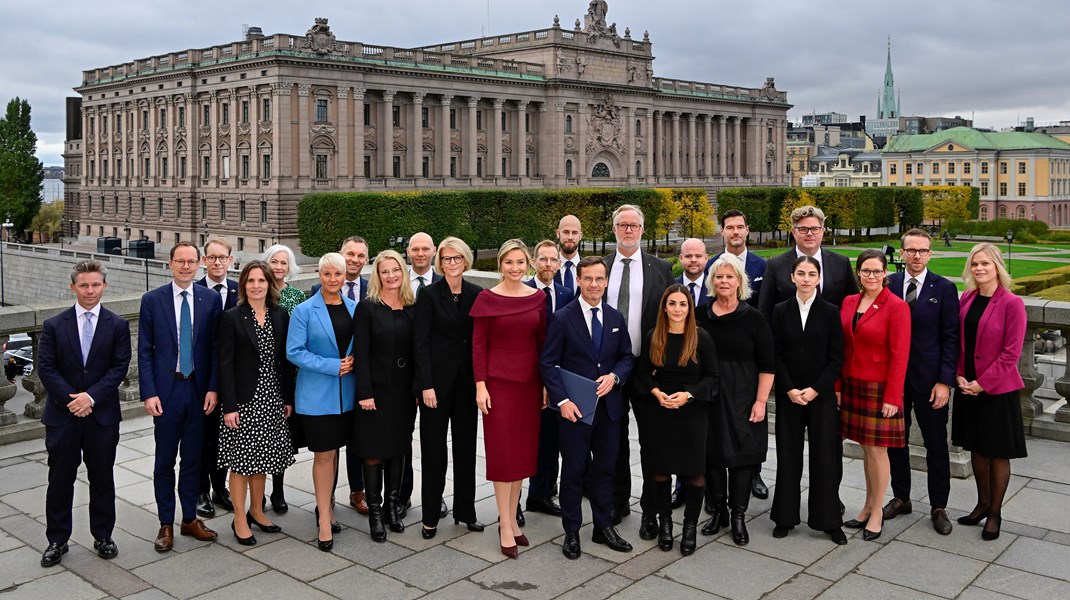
470, 239, 546, 558
953, 243, 1027, 541
352, 250, 417, 542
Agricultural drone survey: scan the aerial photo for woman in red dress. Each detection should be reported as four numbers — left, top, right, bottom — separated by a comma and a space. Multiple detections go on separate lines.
470, 239, 546, 558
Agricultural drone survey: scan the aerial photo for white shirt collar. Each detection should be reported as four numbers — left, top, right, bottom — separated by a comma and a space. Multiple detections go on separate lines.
614, 250, 640, 265
206, 275, 228, 287
172, 281, 193, 297
533, 278, 553, 290
75, 303, 101, 319
683, 272, 704, 286
796, 293, 817, 309
795, 247, 822, 262
410, 268, 432, 283
906, 268, 928, 287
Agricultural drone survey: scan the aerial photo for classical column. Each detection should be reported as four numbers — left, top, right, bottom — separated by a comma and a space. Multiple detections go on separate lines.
626, 106, 637, 184
553, 101, 566, 183
751, 118, 761, 180
670, 113, 681, 178
645, 109, 654, 179
687, 114, 697, 177
490, 99, 503, 178
271, 83, 288, 181
732, 117, 742, 177
410, 92, 424, 178
653, 111, 663, 177
248, 93, 260, 182
296, 85, 310, 181
379, 90, 395, 178
537, 102, 550, 178
514, 101, 528, 177
703, 115, 713, 178
336, 87, 349, 181
576, 105, 588, 184
718, 115, 727, 177
439, 95, 452, 178
466, 97, 479, 178
353, 87, 365, 179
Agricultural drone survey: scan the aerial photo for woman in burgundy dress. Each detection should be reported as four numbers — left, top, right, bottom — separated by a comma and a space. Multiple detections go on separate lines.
471, 239, 546, 558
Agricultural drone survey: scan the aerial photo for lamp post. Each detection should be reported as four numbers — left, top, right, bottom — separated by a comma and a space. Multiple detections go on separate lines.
1006, 230, 1014, 267
143, 235, 151, 291
270, 228, 276, 246
123, 219, 131, 255
1, 214, 13, 306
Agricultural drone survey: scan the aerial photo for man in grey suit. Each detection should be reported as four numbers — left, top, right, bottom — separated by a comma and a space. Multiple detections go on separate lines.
603, 204, 674, 540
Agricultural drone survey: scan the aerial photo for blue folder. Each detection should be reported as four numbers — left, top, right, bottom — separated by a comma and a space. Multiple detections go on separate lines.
554, 367, 599, 426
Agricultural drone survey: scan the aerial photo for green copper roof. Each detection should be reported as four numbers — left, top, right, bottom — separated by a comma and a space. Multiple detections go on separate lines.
883, 127, 1070, 153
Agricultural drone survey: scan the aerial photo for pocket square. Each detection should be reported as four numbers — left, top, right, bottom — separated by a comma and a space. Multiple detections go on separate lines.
753, 276, 764, 282
928, 297, 938, 304
612, 327, 620, 332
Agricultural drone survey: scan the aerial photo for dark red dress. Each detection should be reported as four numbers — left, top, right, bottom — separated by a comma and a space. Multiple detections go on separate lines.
470, 289, 546, 482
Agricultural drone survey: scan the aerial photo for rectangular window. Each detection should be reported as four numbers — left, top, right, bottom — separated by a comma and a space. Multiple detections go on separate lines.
116, 160, 123, 179
948, 162, 956, 174
501, 111, 507, 131
262, 98, 271, 121
476, 111, 483, 130
449, 109, 456, 129
174, 233, 180, 247
89, 160, 96, 178
932, 162, 940, 175
178, 107, 185, 127
258, 239, 265, 254
157, 198, 163, 217
981, 161, 989, 174
142, 110, 149, 129
260, 201, 268, 223
143, 157, 150, 176
221, 103, 229, 125
917, 162, 924, 175
422, 156, 429, 178
392, 106, 400, 127
219, 200, 227, 221
222, 155, 230, 179
889, 163, 897, 175
999, 182, 1008, 195
176, 199, 183, 219
237, 237, 244, 251
905, 163, 913, 174
241, 100, 249, 124
1018, 182, 1027, 196
364, 156, 371, 178
161, 157, 169, 178
89, 117, 95, 136
159, 108, 166, 125
363, 103, 371, 126
156, 231, 162, 244
981, 181, 989, 195
239, 200, 247, 222
450, 157, 457, 177
316, 99, 328, 123
525, 113, 530, 133
392, 156, 401, 178
1018, 161, 1027, 174
526, 157, 530, 176
316, 154, 328, 179
140, 197, 145, 215
203, 104, 210, 124
203, 156, 210, 177
115, 114, 122, 132
102, 116, 108, 133
477, 157, 483, 177
421, 107, 429, 128
501, 157, 508, 176
1000, 161, 1008, 174
241, 155, 249, 180
262, 154, 271, 179
102, 159, 108, 178
200, 198, 207, 219
964, 162, 971, 174
179, 156, 187, 179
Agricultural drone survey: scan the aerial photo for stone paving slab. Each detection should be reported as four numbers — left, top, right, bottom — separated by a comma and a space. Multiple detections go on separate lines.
855, 540, 987, 598
972, 563, 1070, 599
131, 543, 268, 599
380, 544, 491, 592
659, 541, 802, 600
815, 573, 944, 600
310, 564, 424, 600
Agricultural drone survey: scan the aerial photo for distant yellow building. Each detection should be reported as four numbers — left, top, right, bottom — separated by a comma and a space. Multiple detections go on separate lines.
882, 127, 1070, 226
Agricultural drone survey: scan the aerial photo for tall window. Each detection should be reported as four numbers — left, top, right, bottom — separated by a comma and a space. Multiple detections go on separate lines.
203, 156, 210, 177
1018, 182, 1027, 196
363, 104, 371, 126
392, 156, 401, 178
241, 100, 249, 124
421, 107, 429, 128
565, 159, 573, 178
316, 154, 328, 179
392, 106, 400, 127
176, 199, 183, 219
262, 98, 271, 121
981, 181, 989, 195
635, 120, 642, 136
262, 154, 271, 179
1018, 162, 1027, 174
932, 162, 940, 175
239, 200, 247, 222
964, 162, 971, 174
260, 201, 268, 223
203, 104, 210, 124
221, 103, 229, 125
157, 197, 163, 217
200, 198, 207, 219
476, 111, 483, 130
636, 160, 642, 177
241, 155, 249, 180
981, 161, 989, 174
449, 109, 456, 129
999, 182, 1008, 195
219, 200, 227, 221
564, 115, 572, 133
422, 156, 430, 178
142, 110, 149, 129
999, 161, 1008, 174
179, 157, 187, 179
316, 99, 328, 123
161, 157, 169, 178
178, 107, 185, 128
159, 108, 166, 125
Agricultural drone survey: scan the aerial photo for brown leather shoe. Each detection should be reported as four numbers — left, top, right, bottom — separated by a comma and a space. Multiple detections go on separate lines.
350, 491, 369, 515
931, 508, 953, 535
154, 525, 174, 553
881, 497, 912, 520
180, 519, 219, 541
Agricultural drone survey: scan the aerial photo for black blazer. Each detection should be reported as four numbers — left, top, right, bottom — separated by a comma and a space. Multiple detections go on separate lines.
218, 304, 295, 414
196, 276, 240, 311
413, 278, 481, 396
759, 248, 857, 321
354, 299, 416, 400
771, 296, 844, 402
602, 250, 674, 345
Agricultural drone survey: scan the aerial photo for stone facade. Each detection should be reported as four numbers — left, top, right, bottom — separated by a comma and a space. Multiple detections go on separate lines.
68, 3, 791, 260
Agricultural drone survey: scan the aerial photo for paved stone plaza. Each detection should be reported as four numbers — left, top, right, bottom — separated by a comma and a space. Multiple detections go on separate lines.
0, 414, 1067, 599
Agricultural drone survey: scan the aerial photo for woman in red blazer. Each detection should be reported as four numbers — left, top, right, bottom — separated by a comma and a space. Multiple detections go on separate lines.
953, 243, 1027, 541
839, 249, 911, 541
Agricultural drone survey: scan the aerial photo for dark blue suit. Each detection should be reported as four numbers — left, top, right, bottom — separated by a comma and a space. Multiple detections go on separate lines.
39, 306, 131, 544
887, 270, 960, 508
138, 282, 222, 525
554, 258, 581, 299
706, 251, 767, 309
526, 278, 575, 502
194, 276, 238, 497
312, 277, 369, 301
540, 299, 634, 532
676, 274, 711, 308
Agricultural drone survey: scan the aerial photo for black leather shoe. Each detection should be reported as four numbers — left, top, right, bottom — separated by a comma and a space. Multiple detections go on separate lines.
270, 491, 288, 514
93, 538, 119, 559
196, 493, 216, 518
248, 511, 282, 533
610, 505, 630, 526
958, 503, 990, 526
516, 503, 526, 528
680, 521, 698, 556
398, 499, 412, 520
455, 518, 486, 532
657, 516, 673, 551
772, 525, 793, 538
638, 514, 659, 540
231, 522, 257, 546
843, 518, 868, 529
592, 526, 633, 553
40, 542, 68, 567
440, 500, 449, 519
931, 508, 953, 535
562, 531, 581, 559
212, 488, 234, 511
421, 526, 437, 540
862, 527, 882, 541
751, 474, 769, 500
730, 510, 749, 546
826, 528, 848, 545
314, 507, 342, 534
701, 507, 729, 536
882, 497, 912, 520
982, 512, 1001, 541
317, 536, 334, 552
526, 497, 563, 517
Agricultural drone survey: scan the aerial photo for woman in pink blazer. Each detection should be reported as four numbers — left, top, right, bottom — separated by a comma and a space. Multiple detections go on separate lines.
953, 243, 1027, 541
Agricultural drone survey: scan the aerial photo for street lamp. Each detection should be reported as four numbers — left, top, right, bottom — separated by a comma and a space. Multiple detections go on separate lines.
1, 214, 13, 306
123, 219, 131, 255
1006, 230, 1014, 266
270, 228, 276, 245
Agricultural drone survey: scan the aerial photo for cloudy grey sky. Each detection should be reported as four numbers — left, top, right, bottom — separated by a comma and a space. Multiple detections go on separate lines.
2, 0, 1068, 166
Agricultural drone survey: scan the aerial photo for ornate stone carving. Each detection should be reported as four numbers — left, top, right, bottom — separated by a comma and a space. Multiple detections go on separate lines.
565, 136, 575, 150
627, 64, 646, 85
584, 1, 622, 47
218, 126, 230, 137
760, 77, 779, 100
423, 130, 434, 141
237, 125, 251, 136
155, 128, 168, 140
300, 18, 344, 54
364, 126, 376, 138
575, 53, 588, 77
297, 84, 311, 97
198, 126, 210, 139
450, 131, 462, 143
557, 49, 573, 73
258, 125, 272, 135
382, 91, 396, 103
440, 95, 454, 107
337, 88, 349, 99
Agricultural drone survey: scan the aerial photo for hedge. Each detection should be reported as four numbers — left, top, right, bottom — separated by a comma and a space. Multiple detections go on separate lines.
715, 186, 923, 233
297, 188, 707, 256
943, 217, 1048, 243
1011, 265, 1070, 296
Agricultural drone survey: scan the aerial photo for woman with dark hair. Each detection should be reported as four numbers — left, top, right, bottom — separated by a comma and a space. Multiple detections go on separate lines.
697, 254, 774, 546
770, 256, 847, 544
218, 261, 295, 546
953, 243, 1028, 541
633, 284, 718, 556
839, 248, 910, 542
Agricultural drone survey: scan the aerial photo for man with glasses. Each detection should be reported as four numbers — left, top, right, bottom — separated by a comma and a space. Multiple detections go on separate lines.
139, 242, 223, 552
194, 239, 238, 518
554, 215, 583, 298
884, 229, 960, 535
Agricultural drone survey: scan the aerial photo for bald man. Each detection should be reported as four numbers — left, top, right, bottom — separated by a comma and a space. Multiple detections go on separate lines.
677, 239, 710, 308
407, 233, 442, 297
554, 215, 583, 298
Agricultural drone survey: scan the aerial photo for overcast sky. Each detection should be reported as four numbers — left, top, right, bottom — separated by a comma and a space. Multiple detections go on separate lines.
3, 0, 1068, 166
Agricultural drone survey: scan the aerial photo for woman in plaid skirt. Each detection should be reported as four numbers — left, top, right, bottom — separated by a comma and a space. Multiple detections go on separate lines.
838, 249, 911, 541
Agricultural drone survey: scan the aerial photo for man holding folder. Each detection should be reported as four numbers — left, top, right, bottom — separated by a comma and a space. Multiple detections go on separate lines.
541, 257, 634, 559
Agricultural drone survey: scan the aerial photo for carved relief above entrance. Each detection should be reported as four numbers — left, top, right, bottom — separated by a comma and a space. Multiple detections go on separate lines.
585, 94, 624, 156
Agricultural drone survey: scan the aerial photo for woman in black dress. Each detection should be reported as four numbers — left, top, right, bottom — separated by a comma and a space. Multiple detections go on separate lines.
954, 243, 1028, 541
414, 237, 485, 539
634, 284, 718, 556
353, 249, 417, 542
698, 254, 774, 546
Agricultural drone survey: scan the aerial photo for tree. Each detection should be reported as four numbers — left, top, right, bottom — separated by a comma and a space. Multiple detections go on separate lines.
30, 201, 63, 243
0, 98, 44, 233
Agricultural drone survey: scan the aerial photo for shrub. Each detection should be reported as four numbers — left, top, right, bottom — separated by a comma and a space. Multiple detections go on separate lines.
715, 186, 923, 233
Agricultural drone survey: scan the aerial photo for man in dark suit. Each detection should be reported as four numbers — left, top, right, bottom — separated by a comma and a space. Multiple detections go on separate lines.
554, 214, 583, 298
541, 256, 635, 559
603, 204, 674, 539
707, 209, 767, 309
38, 260, 131, 567
193, 238, 238, 518
524, 240, 574, 518
678, 238, 710, 308
140, 242, 223, 552
883, 229, 960, 535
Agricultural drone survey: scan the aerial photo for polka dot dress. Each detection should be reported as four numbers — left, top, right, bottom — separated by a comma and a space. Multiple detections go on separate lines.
218, 316, 295, 476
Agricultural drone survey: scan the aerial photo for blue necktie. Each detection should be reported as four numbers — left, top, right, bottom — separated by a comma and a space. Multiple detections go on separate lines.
590, 306, 602, 354
80, 312, 95, 366
179, 291, 193, 377
347, 281, 357, 301
563, 262, 575, 295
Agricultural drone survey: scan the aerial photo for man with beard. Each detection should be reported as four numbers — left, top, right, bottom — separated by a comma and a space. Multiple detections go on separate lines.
555, 215, 583, 298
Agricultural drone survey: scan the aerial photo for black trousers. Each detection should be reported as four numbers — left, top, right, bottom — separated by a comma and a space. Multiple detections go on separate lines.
708, 465, 754, 511
345, 444, 365, 493
770, 395, 843, 531
614, 383, 656, 517
888, 383, 951, 509
419, 390, 479, 526
199, 410, 227, 494
529, 407, 561, 501
45, 417, 120, 544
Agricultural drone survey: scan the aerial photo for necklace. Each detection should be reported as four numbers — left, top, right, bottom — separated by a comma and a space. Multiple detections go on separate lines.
451, 292, 462, 302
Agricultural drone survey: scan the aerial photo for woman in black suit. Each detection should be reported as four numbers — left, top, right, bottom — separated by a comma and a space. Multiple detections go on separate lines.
353, 249, 417, 542
769, 256, 847, 545
414, 237, 485, 539
218, 261, 296, 546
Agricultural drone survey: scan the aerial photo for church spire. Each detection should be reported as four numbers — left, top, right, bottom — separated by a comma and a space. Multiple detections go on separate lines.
880, 35, 897, 119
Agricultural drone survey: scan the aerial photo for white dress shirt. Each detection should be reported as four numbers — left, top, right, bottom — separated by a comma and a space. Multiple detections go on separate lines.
795, 292, 816, 330
343, 277, 362, 301
533, 278, 557, 312
75, 303, 101, 406
205, 275, 229, 308
904, 268, 928, 299
409, 267, 433, 296
796, 247, 824, 291
171, 281, 196, 372
607, 250, 644, 356
682, 273, 705, 305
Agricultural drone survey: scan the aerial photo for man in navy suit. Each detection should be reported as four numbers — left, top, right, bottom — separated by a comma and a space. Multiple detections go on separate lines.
554, 214, 583, 298
541, 256, 635, 559
707, 210, 766, 309
678, 238, 710, 308
38, 260, 131, 567
193, 238, 238, 518
140, 242, 223, 552
884, 229, 960, 535
525, 240, 574, 518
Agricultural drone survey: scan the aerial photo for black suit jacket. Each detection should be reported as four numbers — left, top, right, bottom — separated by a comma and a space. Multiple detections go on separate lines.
354, 299, 417, 400
771, 296, 844, 403
887, 271, 960, 392
602, 250, 674, 350
525, 279, 573, 316
312, 276, 369, 301
413, 278, 481, 396
196, 276, 239, 311
39, 306, 132, 427
758, 248, 856, 321
218, 304, 296, 414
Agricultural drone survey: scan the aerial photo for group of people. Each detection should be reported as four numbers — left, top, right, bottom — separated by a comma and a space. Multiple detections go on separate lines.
35, 203, 1028, 568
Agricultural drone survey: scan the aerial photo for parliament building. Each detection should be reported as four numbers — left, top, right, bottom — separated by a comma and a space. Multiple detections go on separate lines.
66, 1, 791, 260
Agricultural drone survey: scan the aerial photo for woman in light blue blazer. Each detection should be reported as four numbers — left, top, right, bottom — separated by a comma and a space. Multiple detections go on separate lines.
286, 252, 356, 552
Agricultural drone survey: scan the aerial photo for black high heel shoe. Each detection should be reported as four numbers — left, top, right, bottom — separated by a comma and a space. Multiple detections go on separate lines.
317, 536, 334, 552
843, 515, 870, 529
231, 522, 257, 546
957, 504, 991, 526
455, 518, 485, 532
314, 507, 342, 533
981, 512, 1002, 541
421, 526, 437, 540
248, 511, 282, 533
862, 515, 883, 541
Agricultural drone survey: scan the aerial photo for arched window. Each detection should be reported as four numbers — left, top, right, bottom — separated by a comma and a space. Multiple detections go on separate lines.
565, 115, 573, 134
592, 162, 610, 178
998, 205, 1007, 218
565, 159, 573, 178
635, 160, 642, 177
1017, 206, 1026, 219
979, 205, 989, 221
635, 119, 642, 136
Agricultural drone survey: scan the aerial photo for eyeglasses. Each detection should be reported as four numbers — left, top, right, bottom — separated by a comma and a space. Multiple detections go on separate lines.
204, 255, 230, 263
171, 259, 199, 267
901, 248, 932, 257
793, 226, 824, 235
440, 256, 465, 265
535, 257, 560, 265
858, 269, 885, 278
615, 223, 642, 231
